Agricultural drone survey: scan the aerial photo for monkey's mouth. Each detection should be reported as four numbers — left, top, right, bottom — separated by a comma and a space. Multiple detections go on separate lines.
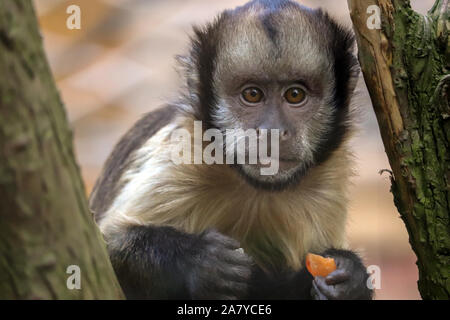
234, 161, 307, 191
258, 157, 300, 169
278, 158, 298, 163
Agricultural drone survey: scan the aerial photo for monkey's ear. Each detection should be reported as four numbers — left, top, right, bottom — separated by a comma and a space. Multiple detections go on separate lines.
337, 41, 360, 103
328, 18, 360, 108
179, 14, 228, 124
312, 9, 359, 108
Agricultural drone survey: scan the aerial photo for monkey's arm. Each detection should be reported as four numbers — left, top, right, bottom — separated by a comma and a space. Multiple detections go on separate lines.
249, 249, 372, 300
106, 225, 252, 299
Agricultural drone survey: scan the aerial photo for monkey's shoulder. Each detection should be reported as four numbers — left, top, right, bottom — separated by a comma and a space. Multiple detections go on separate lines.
89, 104, 179, 220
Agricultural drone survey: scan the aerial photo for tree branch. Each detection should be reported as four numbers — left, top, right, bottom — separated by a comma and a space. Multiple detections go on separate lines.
348, 0, 449, 299
0, 0, 124, 299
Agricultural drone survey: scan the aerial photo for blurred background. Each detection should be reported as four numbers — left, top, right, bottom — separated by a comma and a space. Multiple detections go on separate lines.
33, 0, 436, 299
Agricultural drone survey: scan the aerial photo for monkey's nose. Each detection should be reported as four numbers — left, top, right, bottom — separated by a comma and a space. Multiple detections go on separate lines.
280, 129, 290, 141
256, 127, 290, 141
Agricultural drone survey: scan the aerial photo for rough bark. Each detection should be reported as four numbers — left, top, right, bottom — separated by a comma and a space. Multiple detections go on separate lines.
348, 0, 449, 299
0, 0, 123, 299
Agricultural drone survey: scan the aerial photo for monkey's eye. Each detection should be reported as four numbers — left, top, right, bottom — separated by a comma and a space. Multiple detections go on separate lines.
241, 87, 264, 104
284, 87, 306, 105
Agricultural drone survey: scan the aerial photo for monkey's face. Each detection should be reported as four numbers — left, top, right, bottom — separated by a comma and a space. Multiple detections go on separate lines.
207, 2, 358, 189
214, 76, 334, 187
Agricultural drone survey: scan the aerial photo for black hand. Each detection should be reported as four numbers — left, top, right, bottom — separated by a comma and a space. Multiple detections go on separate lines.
310, 249, 373, 300
108, 225, 252, 299
186, 229, 252, 299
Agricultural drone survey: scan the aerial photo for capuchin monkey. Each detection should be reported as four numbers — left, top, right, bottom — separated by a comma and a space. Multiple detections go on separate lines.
89, 0, 373, 300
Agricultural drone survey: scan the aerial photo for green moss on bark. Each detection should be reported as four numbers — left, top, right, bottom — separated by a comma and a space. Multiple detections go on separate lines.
349, 0, 449, 299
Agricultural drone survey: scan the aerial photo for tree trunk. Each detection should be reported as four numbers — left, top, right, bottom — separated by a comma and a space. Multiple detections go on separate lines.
348, 0, 449, 299
0, 0, 123, 299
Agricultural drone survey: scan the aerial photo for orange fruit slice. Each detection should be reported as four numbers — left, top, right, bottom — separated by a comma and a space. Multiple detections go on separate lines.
305, 253, 337, 277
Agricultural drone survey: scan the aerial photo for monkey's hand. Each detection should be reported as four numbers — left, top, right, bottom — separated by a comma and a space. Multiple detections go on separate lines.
186, 230, 252, 300
310, 249, 372, 300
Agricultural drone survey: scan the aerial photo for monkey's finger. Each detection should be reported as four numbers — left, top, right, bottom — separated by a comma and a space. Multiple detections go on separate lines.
333, 256, 353, 270
311, 280, 328, 300
314, 277, 340, 300
325, 269, 350, 285
220, 249, 253, 266
203, 229, 241, 249
220, 264, 252, 282
222, 237, 242, 250
217, 278, 248, 296
198, 271, 248, 299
